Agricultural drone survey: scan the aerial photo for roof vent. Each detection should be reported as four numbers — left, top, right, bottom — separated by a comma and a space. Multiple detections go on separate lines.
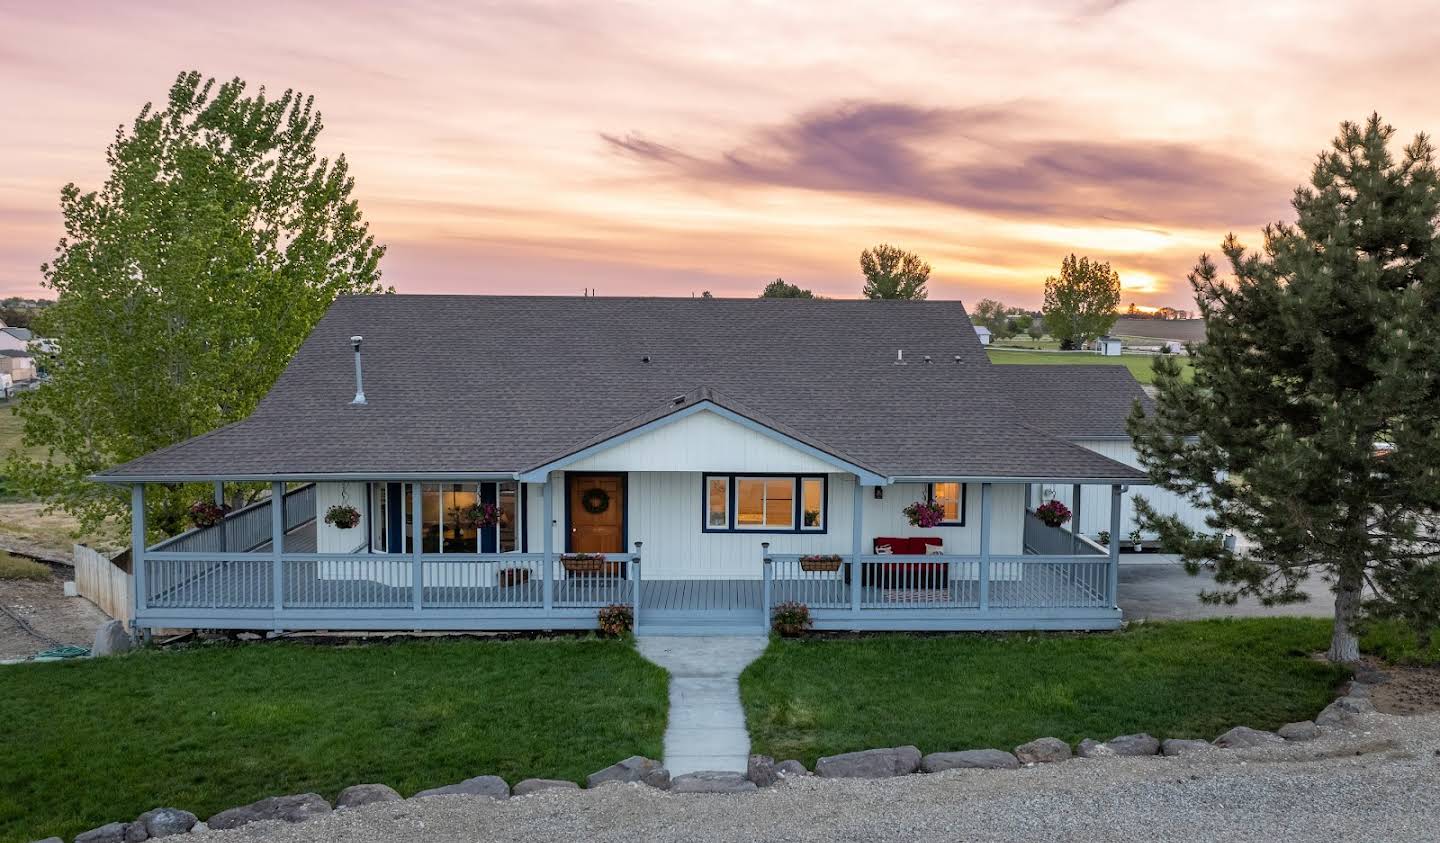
923, 355, 932, 364
673, 394, 686, 405
894, 349, 906, 365
641, 354, 651, 364
349, 336, 366, 405
953, 355, 962, 364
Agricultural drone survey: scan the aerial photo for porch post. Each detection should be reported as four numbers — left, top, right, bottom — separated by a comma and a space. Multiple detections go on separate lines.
541, 478, 554, 613
979, 482, 992, 612
851, 479, 863, 615
761, 542, 772, 633
1071, 483, 1082, 555
1108, 484, 1122, 606
212, 480, 224, 507
130, 484, 146, 624
271, 481, 284, 617
411, 483, 423, 613
214, 480, 227, 552
632, 541, 642, 631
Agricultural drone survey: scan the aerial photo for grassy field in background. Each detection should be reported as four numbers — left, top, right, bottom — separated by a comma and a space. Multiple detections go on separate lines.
740, 619, 1347, 766
0, 637, 668, 843
0, 550, 50, 580
986, 347, 1193, 384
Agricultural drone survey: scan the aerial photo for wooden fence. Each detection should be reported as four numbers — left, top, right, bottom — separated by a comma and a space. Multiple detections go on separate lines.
73, 543, 132, 623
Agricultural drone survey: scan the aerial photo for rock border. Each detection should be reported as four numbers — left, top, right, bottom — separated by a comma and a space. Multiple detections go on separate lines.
44, 676, 1384, 842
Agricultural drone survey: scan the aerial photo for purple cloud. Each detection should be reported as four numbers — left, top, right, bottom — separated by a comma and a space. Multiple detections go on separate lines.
603, 101, 1292, 228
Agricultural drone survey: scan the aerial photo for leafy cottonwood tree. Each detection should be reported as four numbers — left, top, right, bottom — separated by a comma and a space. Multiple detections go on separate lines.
1129, 115, 1440, 662
1042, 255, 1121, 348
7, 71, 387, 538
860, 244, 930, 300
760, 278, 815, 298
970, 298, 1012, 337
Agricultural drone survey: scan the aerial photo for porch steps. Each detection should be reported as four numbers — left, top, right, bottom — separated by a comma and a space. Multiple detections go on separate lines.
637, 609, 765, 637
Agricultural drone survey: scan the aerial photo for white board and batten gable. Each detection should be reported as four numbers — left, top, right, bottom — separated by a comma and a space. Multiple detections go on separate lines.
561, 407, 840, 474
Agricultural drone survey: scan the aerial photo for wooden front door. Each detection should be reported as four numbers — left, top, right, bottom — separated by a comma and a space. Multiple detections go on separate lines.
568, 473, 625, 553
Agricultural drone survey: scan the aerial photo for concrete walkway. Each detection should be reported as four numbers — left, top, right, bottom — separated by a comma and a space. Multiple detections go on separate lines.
1118, 555, 1335, 620
635, 635, 768, 775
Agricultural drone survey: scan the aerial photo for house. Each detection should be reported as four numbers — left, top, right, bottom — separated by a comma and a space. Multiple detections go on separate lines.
973, 325, 992, 345
997, 365, 1213, 542
0, 350, 36, 387
97, 295, 1155, 636
0, 326, 34, 353
1095, 336, 1122, 356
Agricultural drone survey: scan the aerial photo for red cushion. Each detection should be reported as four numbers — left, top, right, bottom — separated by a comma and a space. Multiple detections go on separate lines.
873, 536, 943, 555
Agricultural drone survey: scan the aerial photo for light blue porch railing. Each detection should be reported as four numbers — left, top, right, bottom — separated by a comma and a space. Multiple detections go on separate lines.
137, 548, 640, 628
149, 484, 317, 555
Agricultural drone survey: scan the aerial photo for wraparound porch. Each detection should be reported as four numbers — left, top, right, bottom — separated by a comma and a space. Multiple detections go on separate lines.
127, 476, 1127, 635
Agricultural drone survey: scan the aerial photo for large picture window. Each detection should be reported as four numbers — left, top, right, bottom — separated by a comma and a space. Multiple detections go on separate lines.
368, 481, 522, 553
927, 482, 967, 526
703, 474, 827, 533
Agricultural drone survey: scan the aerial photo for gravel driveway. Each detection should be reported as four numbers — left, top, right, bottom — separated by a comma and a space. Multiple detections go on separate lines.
201, 711, 1439, 843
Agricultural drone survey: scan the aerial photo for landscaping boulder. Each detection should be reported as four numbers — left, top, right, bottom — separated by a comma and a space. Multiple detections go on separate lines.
1014, 737, 1071, 764
815, 746, 921, 778
1346, 682, 1372, 698
1161, 739, 1213, 757
92, 620, 134, 657
671, 771, 758, 794
775, 760, 809, 779
1335, 695, 1375, 714
31, 837, 63, 843
189, 823, 208, 834
1278, 721, 1321, 742
1076, 739, 1114, 759
748, 756, 813, 786
336, 784, 402, 808
1354, 668, 1389, 685
131, 807, 196, 838
921, 749, 1020, 772
1315, 701, 1349, 726
513, 779, 580, 796
74, 823, 128, 843
1105, 733, 1161, 757
412, 775, 510, 800
1213, 726, 1283, 749
586, 756, 671, 790
207, 793, 332, 830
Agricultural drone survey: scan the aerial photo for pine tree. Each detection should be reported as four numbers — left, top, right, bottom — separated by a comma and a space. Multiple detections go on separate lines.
1129, 115, 1440, 662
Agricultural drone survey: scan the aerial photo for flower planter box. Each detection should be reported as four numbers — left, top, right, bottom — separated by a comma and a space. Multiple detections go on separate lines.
562, 555, 626, 578
799, 555, 843, 573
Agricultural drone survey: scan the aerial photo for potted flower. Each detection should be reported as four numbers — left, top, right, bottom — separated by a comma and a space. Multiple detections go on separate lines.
497, 566, 531, 588
1034, 499, 1072, 528
771, 601, 812, 637
903, 500, 946, 528
561, 552, 608, 574
459, 501, 501, 529
597, 603, 633, 636
798, 553, 843, 573
1129, 528, 1144, 552
188, 500, 229, 529
324, 503, 362, 530
1096, 530, 1110, 547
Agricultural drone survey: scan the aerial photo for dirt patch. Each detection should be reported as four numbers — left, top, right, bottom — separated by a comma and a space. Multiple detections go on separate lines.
0, 569, 111, 660
1368, 662, 1440, 716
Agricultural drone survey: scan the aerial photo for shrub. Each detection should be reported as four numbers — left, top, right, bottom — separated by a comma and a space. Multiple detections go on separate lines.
772, 601, 812, 637
597, 603, 633, 636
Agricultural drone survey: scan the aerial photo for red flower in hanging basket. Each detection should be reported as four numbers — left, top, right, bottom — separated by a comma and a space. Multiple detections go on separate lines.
1034, 499, 1072, 528
459, 502, 502, 529
188, 500, 230, 529
903, 500, 946, 528
324, 504, 362, 530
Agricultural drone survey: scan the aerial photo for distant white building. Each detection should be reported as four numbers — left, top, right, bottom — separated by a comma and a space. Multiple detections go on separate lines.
1095, 336, 1122, 357
973, 325, 992, 346
1164, 340, 1186, 355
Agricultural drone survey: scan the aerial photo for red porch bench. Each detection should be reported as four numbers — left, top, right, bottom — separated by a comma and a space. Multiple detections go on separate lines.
850, 536, 949, 588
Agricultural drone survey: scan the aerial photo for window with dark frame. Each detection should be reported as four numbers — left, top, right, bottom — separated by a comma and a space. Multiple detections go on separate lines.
927, 482, 967, 526
703, 474, 827, 533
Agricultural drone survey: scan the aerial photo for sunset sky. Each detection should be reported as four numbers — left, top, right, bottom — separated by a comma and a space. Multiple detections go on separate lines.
2, 1, 1436, 306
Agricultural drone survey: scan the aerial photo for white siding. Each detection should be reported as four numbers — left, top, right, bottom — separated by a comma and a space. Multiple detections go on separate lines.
523, 472, 1028, 579
562, 409, 839, 474
314, 481, 370, 553
1044, 439, 1213, 539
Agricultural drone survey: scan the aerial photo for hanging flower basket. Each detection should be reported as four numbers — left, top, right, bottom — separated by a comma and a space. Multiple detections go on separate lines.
459, 502, 502, 529
497, 567, 531, 588
1034, 499, 1072, 528
903, 500, 946, 528
188, 500, 230, 529
324, 504, 362, 530
799, 554, 843, 573
561, 552, 609, 573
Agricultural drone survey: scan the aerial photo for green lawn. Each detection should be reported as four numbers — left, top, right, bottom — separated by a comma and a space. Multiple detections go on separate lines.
740, 619, 1348, 766
986, 347, 1194, 384
0, 638, 668, 843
